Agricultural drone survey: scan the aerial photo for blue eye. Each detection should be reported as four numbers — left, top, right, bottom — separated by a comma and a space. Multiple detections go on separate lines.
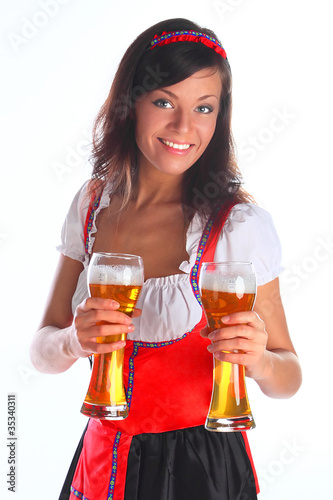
196, 105, 214, 114
153, 99, 173, 108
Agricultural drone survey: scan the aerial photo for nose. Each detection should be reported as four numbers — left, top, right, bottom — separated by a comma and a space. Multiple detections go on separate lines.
169, 108, 192, 135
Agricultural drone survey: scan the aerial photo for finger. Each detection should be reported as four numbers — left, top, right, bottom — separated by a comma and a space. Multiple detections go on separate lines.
208, 324, 255, 341
207, 337, 253, 353
132, 308, 142, 319
87, 309, 134, 326
90, 322, 135, 338
80, 297, 120, 313
213, 350, 249, 366
88, 340, 127, 354
221, 310, 264, 329
207, 337, 255, 354
200, 326, 210, 338
75, 309, 133, 331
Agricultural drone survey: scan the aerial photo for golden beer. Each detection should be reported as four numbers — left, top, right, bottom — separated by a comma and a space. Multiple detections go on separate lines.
199, 262, 257, 432
80, 253, 144, 420
201, 290, 255, 420
83, 284, 142, 407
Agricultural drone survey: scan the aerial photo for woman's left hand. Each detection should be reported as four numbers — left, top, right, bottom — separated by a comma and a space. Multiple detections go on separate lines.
200, 311, 270, 380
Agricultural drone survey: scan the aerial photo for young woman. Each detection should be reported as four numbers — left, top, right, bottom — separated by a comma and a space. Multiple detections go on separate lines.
30, 17, 302, 500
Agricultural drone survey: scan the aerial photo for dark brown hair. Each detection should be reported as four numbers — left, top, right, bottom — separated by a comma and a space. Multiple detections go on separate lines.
89, 18, 253, 221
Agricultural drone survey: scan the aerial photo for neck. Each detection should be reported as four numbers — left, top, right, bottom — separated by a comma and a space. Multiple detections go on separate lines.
133, 162, 184, 207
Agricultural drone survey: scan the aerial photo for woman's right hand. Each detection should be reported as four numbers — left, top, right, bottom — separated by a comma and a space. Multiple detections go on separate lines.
71, 297, 141, 356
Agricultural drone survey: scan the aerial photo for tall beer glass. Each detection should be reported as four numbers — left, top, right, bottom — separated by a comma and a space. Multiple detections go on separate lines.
199, 262, 257, 432
80, 253, 144, 420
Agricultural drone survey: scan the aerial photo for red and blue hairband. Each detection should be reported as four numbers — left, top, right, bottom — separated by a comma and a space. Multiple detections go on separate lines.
148, 30, 227, 59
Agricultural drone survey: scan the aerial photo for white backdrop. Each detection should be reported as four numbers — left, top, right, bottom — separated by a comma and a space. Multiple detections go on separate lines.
1, 0, 332, 498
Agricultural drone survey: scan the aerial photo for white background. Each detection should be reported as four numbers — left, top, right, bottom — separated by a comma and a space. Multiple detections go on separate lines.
0, 0, 332, 498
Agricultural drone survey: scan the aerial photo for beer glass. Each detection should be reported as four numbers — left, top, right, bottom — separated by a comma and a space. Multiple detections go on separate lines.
80, 253, 144, 420
199, 262, 257, 432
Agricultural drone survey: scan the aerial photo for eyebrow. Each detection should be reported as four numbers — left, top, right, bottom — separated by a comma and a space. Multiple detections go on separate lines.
158, 88, 219, 101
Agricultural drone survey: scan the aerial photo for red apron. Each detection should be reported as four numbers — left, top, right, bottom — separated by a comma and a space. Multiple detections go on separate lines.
70, 201, 259, 499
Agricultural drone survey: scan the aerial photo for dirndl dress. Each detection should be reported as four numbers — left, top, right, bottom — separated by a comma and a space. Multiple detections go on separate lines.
58, 196, 260, 500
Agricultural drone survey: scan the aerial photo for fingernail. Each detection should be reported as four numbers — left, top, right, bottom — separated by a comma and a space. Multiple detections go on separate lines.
208, 331, 216, 340
207, 344, 214, 352
127, 324, 135, 331
222, 315, 230, 323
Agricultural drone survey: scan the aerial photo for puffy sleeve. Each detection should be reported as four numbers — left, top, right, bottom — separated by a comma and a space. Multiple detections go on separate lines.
56, 180, 91, 263
214, 203, 283, 286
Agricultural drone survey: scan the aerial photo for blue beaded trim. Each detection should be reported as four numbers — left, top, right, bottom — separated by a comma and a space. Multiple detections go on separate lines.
69, 432, 122, 500
133, 332, 189, 349
85, 194, 101, 254
126, 331, 190, 410
107, 431, 122, 500
70, 486, 90, 500
126, 343, 139, 409
150, 30, 224, 50
190, 217, 214, 307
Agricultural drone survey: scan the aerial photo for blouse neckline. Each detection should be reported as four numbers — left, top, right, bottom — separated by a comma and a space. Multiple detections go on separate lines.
85, 182, 206, 275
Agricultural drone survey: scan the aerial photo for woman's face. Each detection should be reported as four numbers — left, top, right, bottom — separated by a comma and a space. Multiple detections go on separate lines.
134, 67, 222, 179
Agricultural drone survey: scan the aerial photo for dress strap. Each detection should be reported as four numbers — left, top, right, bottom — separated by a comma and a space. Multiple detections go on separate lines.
190, 200, 237, 307
205, 199, 238, 257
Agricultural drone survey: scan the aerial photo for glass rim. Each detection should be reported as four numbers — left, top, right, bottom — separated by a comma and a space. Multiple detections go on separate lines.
201, 261, 253, 267
91, 252, 143, 261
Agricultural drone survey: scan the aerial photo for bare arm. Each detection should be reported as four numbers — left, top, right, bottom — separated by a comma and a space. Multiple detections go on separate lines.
250, 278, 301, 398
202, 277, 302, 398
30, 254, 136, 374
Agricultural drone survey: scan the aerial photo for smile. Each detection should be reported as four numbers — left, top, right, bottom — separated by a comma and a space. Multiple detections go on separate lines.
159, 138, 192, 150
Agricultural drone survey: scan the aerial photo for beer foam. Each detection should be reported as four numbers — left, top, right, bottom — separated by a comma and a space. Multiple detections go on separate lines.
200, 273, 256, 295
88, 265, 143, 286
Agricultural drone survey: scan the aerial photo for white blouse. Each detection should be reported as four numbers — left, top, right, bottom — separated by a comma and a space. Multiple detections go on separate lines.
57, 181, 283, 343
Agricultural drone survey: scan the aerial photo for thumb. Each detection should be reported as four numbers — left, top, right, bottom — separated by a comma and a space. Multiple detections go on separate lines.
200, 325, 210, 338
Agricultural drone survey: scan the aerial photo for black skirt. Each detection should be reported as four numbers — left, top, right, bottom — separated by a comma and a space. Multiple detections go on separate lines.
59, 424, 258, 500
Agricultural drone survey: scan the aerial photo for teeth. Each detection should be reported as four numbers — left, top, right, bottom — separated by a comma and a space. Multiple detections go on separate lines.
161, 139, 191, 150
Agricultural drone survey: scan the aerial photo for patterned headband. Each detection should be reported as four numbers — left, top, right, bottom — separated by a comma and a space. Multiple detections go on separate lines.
148, 30, 227, 59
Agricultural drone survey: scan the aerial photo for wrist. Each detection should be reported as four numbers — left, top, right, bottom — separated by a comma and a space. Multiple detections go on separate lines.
66, 324, 91, 360
30, 325, 90, 374
250, 349, 302, 398
248, 350, 274, 382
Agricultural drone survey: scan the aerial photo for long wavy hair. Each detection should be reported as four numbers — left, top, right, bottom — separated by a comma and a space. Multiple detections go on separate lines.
89, 18, 253, 223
